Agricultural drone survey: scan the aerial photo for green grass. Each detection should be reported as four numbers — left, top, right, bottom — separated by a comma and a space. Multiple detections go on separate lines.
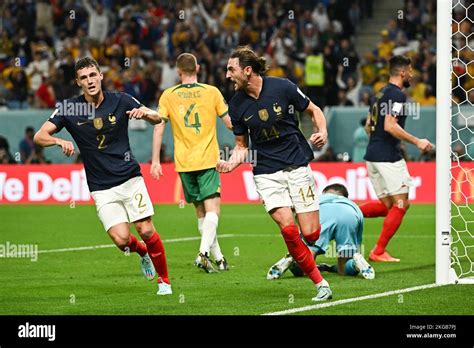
0, 204, 472, 315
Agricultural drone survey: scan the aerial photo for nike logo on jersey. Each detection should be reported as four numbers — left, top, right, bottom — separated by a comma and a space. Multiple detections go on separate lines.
244, 114, 254, 121
77, 121, 89, 126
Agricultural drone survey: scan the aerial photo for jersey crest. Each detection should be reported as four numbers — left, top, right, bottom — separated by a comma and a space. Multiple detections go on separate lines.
258, 109, 269, 121
93, 118, 103, 130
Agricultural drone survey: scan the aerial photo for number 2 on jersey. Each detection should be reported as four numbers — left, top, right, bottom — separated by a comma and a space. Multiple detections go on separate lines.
184, 103, 201, 134
96, 134, 107, 149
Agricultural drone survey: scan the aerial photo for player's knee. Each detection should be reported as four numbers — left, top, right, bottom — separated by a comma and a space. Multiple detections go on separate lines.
112, 235, 129, 251
300, 222, 320, 238
135, 222, 155, 239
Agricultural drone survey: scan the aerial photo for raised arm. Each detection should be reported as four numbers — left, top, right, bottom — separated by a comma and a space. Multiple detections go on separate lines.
33, 121, 75, 157
306, 101, 328, 148
82, 0, 95, 15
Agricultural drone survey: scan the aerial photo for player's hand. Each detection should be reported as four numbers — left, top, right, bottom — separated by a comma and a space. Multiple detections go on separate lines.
150, 161, 163, 180
416, 138, 433, 153
217, 160, 233, 173
309, 131, 328, 148
126, 108, 147, 120
56, 139, 75, 157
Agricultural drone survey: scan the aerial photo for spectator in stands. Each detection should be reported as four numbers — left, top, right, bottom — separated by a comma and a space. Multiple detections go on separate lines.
25, 144, 51, 164
336, 39, 359, 79
19, 126, 36, 164
36, 0, 54, 38
7, 69, 29, 109
82, 0, 109, 43
336, 65, 362, 106
377, 30, 394, 61
387, 19, 401, 41
317, 146, 338, 162
418, 85, 436, 106
12, 28, 32, 65
0, 135, 16, 164
359, 91, 372, 107
337, 89, 354, 106
312, 3, 330, 32
25, 50, 50, 93
0, 0, 437, 130
35, 75, 56, 108
352, 118, 369, 162
266, 58, 285, 78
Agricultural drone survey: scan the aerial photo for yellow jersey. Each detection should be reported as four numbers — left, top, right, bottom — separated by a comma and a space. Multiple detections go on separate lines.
157, 83, 228, 172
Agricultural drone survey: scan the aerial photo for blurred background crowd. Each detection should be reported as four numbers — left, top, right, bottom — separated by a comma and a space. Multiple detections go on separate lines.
0, 0, 469, 164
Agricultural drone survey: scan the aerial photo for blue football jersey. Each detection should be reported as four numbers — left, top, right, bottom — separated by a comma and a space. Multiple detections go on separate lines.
312, 193, 364, 256
48, 91, 142, 192
364, 83, 407, 162
228, 77, 314, 175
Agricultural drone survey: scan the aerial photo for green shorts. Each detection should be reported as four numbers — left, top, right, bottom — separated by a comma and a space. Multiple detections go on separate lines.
179, 168, 221, 203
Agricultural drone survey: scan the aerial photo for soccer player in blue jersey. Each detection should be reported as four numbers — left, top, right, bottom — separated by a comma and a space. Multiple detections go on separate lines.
33, 57, 172, 295
360, 55, 433, 262
266, 184, 375, 280
218, 46, 332, 301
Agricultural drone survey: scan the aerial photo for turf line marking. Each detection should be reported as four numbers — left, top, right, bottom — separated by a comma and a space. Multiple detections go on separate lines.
262, 283, 447, 316
37, 234, 277, 254
37, 232, 430, 254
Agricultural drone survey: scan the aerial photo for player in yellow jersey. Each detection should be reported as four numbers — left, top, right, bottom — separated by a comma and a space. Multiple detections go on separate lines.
151, 53, 233, 273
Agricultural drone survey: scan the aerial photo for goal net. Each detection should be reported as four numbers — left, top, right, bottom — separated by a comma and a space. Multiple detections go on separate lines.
438, 0, 474, 284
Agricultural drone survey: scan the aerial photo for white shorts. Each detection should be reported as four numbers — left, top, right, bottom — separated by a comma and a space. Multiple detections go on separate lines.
254, 165, 319, 213
366, 159, 412, 198
90, 176, 155, 232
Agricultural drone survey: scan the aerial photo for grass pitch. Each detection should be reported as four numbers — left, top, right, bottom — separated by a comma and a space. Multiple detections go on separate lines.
0, 204, 472, 315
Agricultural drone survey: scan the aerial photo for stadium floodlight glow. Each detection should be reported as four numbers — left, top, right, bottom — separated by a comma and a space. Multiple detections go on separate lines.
437, 0, 474, 285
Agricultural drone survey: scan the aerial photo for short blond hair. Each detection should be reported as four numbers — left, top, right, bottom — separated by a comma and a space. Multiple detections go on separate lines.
176, 53, 197, 74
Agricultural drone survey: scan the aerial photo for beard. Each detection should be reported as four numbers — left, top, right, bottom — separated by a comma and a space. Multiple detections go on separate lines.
235, 76, 249, 91
403, 79, 411, 88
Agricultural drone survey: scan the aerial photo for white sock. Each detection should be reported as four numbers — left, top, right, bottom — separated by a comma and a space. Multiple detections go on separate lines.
197, 217, 205, 235
210, 236, 224, 262
198, 215, 223, 260
199, 212, 218, 255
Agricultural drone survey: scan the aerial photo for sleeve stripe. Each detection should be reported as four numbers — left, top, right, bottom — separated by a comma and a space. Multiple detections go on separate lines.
49, 109, 59, 119
218, 111, 229, 118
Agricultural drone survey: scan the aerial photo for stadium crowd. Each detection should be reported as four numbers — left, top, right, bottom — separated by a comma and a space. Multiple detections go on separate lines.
0, 0, 443, 163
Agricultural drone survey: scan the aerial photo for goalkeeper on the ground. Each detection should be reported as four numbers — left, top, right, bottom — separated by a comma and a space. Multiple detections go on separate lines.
267, 183, 375, 280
